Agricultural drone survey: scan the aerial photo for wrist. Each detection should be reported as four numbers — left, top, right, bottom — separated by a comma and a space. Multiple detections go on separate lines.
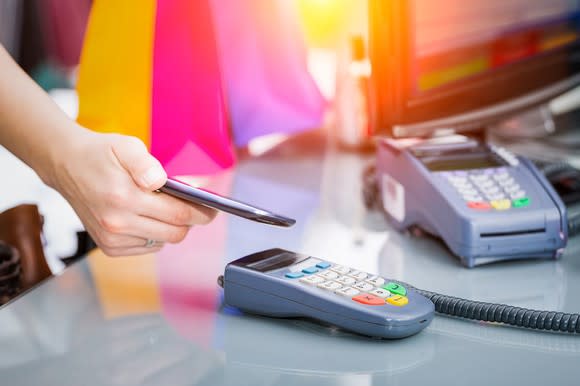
37, 124, 95, 190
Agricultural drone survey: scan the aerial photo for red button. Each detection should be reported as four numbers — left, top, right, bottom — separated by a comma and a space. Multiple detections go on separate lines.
467, 201, 491, 210
352, 294, 385, 305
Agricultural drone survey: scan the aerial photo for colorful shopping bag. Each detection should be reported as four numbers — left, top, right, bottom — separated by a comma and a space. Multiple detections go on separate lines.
211, 0, 326, 147
78, 0, 324, 174
76, 0, 235, 176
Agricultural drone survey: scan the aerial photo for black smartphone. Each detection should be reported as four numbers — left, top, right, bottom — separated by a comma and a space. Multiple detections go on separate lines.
159, 178, 296, 228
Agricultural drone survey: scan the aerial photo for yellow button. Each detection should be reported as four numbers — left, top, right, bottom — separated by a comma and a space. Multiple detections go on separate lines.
490, 199, 511, 210
386, 295, 408, 307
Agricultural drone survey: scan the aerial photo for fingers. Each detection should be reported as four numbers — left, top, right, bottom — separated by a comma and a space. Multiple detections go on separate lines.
56, 132, 219, 259
138, 191, 218, 226
86, 225, 165, 256
111, 135, 167, 191
128, 216, 192, 244
92, 232, 158, 250
94, 216, 183, 257
86, 186, 218, 257
96, 211, 192, 244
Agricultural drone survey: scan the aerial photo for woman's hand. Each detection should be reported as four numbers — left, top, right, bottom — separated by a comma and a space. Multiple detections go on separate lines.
0, 46, 217, 255
45, 128, 217, 256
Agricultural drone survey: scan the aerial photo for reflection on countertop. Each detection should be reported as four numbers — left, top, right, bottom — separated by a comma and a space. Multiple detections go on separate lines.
1, 130, 580, 386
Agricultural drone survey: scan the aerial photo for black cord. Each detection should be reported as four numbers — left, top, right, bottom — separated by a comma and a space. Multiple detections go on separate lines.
537, 161, 576, 176
401, 282, 580, 334
536, 161, 580, 206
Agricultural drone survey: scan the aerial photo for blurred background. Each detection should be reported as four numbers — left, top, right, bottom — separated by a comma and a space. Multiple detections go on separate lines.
0, 0, 368, 122
1, 0, 579, 270
0, 0, 370, 271
0, 0, 91, 91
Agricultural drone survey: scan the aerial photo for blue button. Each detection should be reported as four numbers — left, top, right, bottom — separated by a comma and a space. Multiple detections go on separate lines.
285, 272, 304, 279
316, 262, 331, 269
302, 267, 319, 274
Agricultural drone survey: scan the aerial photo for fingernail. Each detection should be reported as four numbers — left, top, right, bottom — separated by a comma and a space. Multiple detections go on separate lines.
142, 166, 166, 188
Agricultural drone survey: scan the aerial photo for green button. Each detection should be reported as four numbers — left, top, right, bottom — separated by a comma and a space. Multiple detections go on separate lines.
382, 282, 407, 296
512, 197, 530, 208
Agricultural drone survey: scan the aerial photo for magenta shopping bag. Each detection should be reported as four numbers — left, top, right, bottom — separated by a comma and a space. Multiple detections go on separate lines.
78, 0, 236, 178
211, 0, 326, 147
152, 0, 235, 176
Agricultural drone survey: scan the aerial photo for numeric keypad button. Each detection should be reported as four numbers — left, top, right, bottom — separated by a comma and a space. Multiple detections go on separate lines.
498, 178, 516, 187
482, 186, 500, 195
470, 174, 489, 183
370, 288, 392, 298
330, 265, 350, 275
337, 276, 356, 285
319, 270, 339, 280
463, 194, 483, 202
451, 180, 472, 189
504, 184, 521, 193
335, 287, 360, 297
447, 176, 468, 184
486, 193, 506, 201
366, 276, 385, 286
475, 180, 495, 189
299, 275, 325, 285
457, 187, 478, 196
318, 281, 342, 291
353, 282, 374, 292
493, 172, 511, 181
348, 271, 368, 281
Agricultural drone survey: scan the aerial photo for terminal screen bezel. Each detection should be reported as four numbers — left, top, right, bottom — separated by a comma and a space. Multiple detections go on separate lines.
231, 249, 309, 273
369, 0, 580, 137
413, 145, 507, 171
421, 154, 506, 172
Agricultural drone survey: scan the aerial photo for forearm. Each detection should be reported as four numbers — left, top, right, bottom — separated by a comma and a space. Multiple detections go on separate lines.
0, 45, 90, 186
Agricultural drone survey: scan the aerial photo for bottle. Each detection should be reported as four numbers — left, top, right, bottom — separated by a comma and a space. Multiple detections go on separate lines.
334, 35, 373, 149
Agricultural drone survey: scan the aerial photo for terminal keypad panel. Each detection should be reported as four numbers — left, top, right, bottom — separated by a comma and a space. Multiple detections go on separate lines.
285, 261, 410, 307
442, 167, 530, 211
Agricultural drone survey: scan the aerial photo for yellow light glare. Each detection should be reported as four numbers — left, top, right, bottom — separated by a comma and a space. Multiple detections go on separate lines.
297, 0, 348, 48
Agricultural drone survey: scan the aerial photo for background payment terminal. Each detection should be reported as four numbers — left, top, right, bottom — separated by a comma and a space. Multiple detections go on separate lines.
375, 136, 568, 267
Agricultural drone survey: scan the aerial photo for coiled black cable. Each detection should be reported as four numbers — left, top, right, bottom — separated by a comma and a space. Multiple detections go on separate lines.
399, 282, 580, 333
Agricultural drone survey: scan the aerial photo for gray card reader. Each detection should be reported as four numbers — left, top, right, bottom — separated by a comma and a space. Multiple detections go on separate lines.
222, 248, 434, 339
375, 136, 568, 267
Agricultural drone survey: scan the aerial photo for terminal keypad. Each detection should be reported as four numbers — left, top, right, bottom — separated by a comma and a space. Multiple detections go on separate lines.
287, 263, 409, 307
443, 168, 530, 211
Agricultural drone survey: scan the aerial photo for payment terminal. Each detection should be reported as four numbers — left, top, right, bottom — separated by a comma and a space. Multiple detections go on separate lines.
221, 248, 434, 339
375, 135, 568, 267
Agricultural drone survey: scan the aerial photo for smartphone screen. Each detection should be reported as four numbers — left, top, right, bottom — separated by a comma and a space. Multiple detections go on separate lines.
159, 178, 296, 227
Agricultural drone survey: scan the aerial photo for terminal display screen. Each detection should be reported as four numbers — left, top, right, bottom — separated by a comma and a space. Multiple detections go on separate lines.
245, 252, 307, 272
422, 154, 505, 171
417, 146, 507, 171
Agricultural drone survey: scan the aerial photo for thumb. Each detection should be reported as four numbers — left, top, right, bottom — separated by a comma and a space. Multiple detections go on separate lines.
112, 136, 167, 191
